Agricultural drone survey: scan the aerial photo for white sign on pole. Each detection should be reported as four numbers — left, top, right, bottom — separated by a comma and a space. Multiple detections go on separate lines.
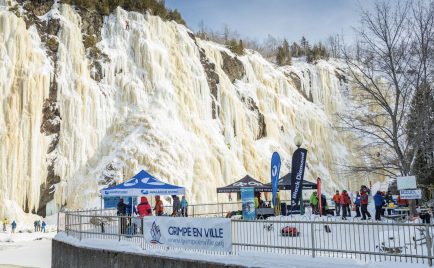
143, 216, 232, 252
396, 176, 417, 190
400, 189, 422, 200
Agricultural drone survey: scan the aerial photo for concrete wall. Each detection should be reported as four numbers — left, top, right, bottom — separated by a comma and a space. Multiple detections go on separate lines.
52, 239, 244, 268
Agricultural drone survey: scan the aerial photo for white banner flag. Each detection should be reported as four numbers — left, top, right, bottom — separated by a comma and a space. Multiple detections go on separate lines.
143, 216, 232, 252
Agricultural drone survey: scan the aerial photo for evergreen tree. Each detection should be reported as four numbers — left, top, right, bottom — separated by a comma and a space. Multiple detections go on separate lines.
300, 36, 310, 55
276, 39, 291, 66
406, 85, 434, 185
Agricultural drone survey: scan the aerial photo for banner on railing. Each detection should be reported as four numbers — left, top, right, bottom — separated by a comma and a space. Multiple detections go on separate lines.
143, 216, 232, 252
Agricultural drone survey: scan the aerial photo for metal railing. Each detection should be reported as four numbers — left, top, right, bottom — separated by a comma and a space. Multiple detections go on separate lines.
61, 209, 434, 266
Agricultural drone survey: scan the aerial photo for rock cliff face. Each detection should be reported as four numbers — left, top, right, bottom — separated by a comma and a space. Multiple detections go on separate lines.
0, 1, 362, 218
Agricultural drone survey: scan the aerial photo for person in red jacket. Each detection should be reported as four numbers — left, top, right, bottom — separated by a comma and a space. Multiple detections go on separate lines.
360, 185, 372, 220
340, 190, 351, 220
137, 197, 152, 217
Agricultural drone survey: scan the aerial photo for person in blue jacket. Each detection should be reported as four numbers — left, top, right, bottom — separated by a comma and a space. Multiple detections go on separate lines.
374, 191, 385, 221
11, 220, 17, 233
41, 221, 46, 233
354, 191, 361, 217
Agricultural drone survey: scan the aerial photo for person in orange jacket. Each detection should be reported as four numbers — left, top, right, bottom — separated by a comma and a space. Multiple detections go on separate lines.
154, 195, 164, 216
333, 190, 341, 216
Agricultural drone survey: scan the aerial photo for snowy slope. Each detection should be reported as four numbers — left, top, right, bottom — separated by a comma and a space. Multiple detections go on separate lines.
0, 2, 364, 218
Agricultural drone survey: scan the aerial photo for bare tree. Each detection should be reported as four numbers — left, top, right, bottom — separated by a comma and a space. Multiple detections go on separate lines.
339, 0, 434, 181
326, 34, 343, 58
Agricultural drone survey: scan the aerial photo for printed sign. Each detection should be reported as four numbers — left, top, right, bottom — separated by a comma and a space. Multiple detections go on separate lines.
241, 187, 256, 220
400, 189, 422, 200
397, 176, 417, 190
143, 217, 231, 252
290, 148, 308, 211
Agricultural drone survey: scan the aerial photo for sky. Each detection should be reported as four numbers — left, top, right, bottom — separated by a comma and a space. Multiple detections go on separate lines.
165, 0, 377, 44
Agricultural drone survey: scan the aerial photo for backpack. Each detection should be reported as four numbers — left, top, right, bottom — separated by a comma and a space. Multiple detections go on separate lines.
281, 226, 300, 237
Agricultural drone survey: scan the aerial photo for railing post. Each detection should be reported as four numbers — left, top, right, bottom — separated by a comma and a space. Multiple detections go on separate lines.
66, 213, 69, 236
118, 216, 121, 241
311, 222, 315, 258
57, 212, 60, 233
193, 205, 195, 217
221, 203, 224, 217
79, 215, 82, 241
426, 225, 432, 267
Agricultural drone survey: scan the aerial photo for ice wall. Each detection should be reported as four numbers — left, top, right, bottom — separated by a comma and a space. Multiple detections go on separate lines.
0, 3, 361, 217
0, 10, 51, 217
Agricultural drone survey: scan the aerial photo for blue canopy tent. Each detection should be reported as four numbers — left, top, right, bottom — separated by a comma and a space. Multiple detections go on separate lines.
101, 170, 185, 197
100, 170, 185, 211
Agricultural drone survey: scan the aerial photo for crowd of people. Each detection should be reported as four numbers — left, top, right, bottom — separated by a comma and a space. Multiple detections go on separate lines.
116, 195, 189, 218
309, 185, 411, 221
115, 195, 189, 235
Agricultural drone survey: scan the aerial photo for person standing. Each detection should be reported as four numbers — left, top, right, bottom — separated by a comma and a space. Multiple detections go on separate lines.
180, 196, 188, 217
33, 220, 38, 232
3, 218, 8, 232
154, 195, 164, 216
340, 190, 351, 220
37, 220, 41, 232
354, 191, 361, 217
374, 191, 385, 221
41, 221, 46, 233
11, 220, 16, 233
310, 192, 319, 214
172, 195, 181, 216
117, 198, 128, 234
360, 185, 372, 220
137, 197, 152, 217
333, 190, 341, 216
384, 191, 393, 215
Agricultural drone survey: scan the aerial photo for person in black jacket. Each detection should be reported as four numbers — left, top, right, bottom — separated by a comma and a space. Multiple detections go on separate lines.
117, 198, 128, 234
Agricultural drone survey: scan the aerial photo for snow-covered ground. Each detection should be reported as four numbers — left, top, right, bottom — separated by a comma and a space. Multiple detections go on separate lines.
0, 231, 55, 268
54, 232, 427, 268
0, 216, 57, 268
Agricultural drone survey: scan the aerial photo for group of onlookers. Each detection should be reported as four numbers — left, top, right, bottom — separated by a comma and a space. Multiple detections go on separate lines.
116, 195, 189, 235
311, 185, 388, 221
116, 195, 189, 218
2, 218, 45, 233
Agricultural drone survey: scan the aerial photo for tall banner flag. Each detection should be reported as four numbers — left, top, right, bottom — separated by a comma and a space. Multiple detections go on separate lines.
271, 152, 281, 207
290, 148, 308, 212
317, 177, 322, 216
241, 187, 256, 220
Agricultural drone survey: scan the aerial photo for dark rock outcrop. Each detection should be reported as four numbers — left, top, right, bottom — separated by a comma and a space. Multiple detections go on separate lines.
221, 51, 245, 83
240, 96, 267, 140
188, 32, 221, 119
286, 71, 313, 102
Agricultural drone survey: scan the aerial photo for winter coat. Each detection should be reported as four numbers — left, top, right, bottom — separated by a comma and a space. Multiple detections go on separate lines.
117, 201, 128, 215
310, 193, 319, 206
321, 194, 328, 209
137, 197, 152, 217
154, 200, 163, 215
332, 194, 341, 204
11, 221, 16, 229
373, 193, 385, 207
354, 195, 361, 206
384, 194, 393, 204
340, 193, 351, 205
360, 190, 369, 205
173, 196, 181, 211
180, 199, 188, 208
41, 221, 46, 227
